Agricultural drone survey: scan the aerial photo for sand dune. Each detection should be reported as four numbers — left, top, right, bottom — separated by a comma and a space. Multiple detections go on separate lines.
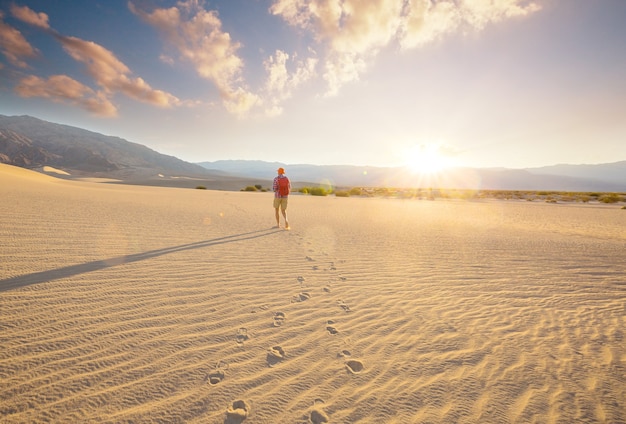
1, 164, 625, 423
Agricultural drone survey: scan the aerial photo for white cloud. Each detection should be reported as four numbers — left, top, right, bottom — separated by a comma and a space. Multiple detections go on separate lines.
57, 35, 181, 108
323, 51, 365, 96
462, 0, 542, 29
400, 0, 541, 48
400, 0, 461, 48
271, 0, 402, 95
223, 87, 261, 116
262, 49, 317, 115
271, 0, 540, 95
129, 0, 259, 115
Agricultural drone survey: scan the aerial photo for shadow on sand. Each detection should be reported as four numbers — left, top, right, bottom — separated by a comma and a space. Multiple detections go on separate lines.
1, 228, 282, 292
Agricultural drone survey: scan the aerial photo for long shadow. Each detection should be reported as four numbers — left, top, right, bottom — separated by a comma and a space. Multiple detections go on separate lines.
1, 228, 282, 292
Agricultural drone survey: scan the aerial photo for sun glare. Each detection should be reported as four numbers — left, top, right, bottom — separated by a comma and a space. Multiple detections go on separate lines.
405, 144, 452, 174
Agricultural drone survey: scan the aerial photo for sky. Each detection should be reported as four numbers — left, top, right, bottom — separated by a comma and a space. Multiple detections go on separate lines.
1, 0, 625, 170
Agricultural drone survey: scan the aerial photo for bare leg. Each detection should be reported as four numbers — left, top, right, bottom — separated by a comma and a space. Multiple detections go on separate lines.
274, 208, 280, 227
282, 208, 289, 229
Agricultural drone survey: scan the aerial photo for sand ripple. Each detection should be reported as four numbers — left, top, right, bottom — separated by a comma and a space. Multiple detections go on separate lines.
1, 165, 625, 423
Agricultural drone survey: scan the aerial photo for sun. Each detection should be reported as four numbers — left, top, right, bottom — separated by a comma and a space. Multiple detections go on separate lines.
405, 143, 452, 174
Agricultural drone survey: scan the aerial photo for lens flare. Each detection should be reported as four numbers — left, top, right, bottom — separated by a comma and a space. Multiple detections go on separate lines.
405, 143, 452, 174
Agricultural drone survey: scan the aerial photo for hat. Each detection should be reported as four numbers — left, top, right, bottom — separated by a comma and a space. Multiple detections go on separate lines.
277, 167, 285, 174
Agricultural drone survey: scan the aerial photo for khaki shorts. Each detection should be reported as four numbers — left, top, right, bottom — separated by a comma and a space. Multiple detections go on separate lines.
273, 197, 288, 210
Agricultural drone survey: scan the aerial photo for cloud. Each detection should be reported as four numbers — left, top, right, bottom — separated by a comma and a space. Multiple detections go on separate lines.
15, 74, 117, 116
270, 0, 401, 96
0, 12, 38, 68
462, 0, 542, 29
262, 49, 318, 115
57, 35, 180, 108
129, 0, 259, 115
271, 0, 540, 95
3, 1, 541, 118
10, 3, 50, 29
399, 0, 461, 48
400, 0, 541, 49
3, 4, 180, 115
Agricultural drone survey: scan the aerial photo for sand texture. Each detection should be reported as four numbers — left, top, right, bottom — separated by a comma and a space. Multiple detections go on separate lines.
1, 164, 625, 423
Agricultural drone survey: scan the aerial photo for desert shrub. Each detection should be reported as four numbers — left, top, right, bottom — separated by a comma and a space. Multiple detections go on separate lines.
349, 187, 362, 196
254, 184, 262, 190
195, 186, 207, 190
243, 186, 258, 192
309, 187, 329, 196
398, 190, 416, 199
299, 186, 331, 196
374, 187, 392, 197
335, 190, 350, 197
599, 193, 622, 203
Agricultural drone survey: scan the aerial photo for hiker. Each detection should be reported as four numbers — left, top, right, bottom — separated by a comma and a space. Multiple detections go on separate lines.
273, 167, 291, 229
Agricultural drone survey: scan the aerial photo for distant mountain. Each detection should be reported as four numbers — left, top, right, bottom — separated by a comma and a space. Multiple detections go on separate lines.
2, 115, 624, 192
0, 115, 257, 190
199, 160, 626, 192
0, 115, 209, 176
527, 162, 626, 187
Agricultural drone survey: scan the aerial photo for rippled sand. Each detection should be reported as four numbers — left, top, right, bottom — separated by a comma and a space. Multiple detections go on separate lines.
1, 164, 625, 423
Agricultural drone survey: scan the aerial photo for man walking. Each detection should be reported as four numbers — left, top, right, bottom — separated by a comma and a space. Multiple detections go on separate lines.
273, 167, 290, 229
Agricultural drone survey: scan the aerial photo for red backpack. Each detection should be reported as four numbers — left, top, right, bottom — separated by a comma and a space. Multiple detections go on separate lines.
277, 176, 290, 196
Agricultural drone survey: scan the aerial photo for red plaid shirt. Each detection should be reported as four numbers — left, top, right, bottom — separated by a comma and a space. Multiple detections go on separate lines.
273, 175, 290, 198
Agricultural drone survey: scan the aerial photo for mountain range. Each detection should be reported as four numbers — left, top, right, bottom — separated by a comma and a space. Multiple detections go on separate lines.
1, 114, 625, 192
197, 160, 626, 192
0, 115, 252, 190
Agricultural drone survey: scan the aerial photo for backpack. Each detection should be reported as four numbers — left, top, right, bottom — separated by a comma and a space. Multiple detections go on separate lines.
277, 176, 290, 196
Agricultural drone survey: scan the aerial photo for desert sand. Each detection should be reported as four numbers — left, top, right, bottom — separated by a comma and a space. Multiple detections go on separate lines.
1, 163, 625, 423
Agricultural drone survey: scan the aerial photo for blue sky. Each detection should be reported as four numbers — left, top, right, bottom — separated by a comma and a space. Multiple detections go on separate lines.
1, 0, 625, 169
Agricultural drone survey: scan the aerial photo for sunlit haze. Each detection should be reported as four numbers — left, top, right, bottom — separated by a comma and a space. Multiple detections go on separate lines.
1, 0, 625, 170
405, 143, 456, 174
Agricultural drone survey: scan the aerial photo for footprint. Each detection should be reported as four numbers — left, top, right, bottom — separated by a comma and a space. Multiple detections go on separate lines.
273, 311, 286, 327
207, 360, 229, 385
297, 276, 306, 283
208, 369, 225, 385
309, 399, 330, 423
236, 327, 249, 345
292, 292, 311, 303
326, 320, 339, 335
337, 349, 352, 358
323, 286, 331, 293
326, 326, 339, 335
250, 304, 268, 314
267, 346, 286, 367
225, 399, 251, 422
345, 359, 364, 374
337, 300, 352, 312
